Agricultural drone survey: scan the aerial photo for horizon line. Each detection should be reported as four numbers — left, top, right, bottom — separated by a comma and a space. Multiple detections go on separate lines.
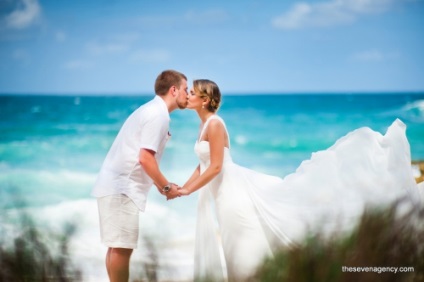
1, 90, 424, 97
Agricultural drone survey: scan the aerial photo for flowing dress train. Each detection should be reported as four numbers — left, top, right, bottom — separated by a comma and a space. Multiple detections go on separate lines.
193, 116, 421, 281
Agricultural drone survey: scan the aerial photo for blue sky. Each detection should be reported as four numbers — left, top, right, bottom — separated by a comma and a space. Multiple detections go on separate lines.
0, 0, 423, 94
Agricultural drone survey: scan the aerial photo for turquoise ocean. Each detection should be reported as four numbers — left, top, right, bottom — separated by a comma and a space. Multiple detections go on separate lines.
1, 93, 424, 280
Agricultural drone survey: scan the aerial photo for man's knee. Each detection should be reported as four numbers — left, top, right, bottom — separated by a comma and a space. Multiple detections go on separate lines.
111, 247, 133, 257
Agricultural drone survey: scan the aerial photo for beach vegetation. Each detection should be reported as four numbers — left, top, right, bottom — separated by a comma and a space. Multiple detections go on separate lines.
253, 199, 424, 282
0, 211, 82, 282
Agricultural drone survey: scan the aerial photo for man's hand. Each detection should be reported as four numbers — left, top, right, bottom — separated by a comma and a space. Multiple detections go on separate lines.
166, 183, 181, 200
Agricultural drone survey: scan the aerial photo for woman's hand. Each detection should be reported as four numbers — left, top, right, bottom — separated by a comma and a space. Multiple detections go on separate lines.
178, 187, 191, 197
166, 186, 191, 200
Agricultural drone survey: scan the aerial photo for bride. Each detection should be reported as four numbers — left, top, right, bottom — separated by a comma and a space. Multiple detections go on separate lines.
169, 79, 422, 281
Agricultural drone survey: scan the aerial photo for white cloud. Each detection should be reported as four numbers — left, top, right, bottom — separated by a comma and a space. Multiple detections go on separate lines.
352, 49, 385, 61
272, 0, 398, 29
64, 60, 94, 70
112, 32, 140, 44
12, 48, 30, 61
55, 31, 66, 42
130, 49, 171, 63
5, 0, 41, 29
350, 49, 400, 62
184, 9, 229, 24
85, 33, 140, 55
86, 41, 129, 55
134, 9, 228, 28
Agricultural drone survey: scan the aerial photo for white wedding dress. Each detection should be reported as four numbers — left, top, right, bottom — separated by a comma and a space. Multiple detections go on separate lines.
193, 115, 421, 281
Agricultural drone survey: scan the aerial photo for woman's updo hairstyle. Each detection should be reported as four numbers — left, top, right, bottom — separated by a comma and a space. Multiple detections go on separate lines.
193, 79, 221, 112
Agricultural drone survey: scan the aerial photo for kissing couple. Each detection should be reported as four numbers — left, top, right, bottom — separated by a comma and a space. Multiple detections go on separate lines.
92, 69, 421, 282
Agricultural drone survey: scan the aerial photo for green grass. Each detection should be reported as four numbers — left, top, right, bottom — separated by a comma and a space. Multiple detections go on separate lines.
0, 212, 82, 282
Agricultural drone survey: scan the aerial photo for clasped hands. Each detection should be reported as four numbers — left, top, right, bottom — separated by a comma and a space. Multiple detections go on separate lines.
164, 183, 189, 200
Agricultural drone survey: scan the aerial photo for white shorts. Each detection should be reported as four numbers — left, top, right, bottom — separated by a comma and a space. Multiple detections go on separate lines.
97, 194, 140, 249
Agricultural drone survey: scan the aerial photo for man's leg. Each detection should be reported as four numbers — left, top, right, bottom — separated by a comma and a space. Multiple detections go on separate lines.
108, 247, 133, 282
106, 247, 112, 279
97, 195, 139, 281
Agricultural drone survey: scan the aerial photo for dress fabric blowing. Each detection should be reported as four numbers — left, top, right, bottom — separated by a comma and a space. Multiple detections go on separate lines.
193, 115, 421, 281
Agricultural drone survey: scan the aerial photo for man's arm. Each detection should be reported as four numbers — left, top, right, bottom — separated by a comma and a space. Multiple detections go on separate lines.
139, 148, 177, 195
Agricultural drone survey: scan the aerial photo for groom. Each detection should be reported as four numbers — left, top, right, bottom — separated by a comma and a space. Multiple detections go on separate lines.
92, 70, 187, 282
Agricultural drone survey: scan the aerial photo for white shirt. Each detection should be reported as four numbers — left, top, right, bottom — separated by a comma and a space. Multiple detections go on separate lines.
92, 95, 170, 211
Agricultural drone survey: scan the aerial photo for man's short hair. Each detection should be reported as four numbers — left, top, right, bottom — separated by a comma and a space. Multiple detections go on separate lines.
154, 70, 187, 96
